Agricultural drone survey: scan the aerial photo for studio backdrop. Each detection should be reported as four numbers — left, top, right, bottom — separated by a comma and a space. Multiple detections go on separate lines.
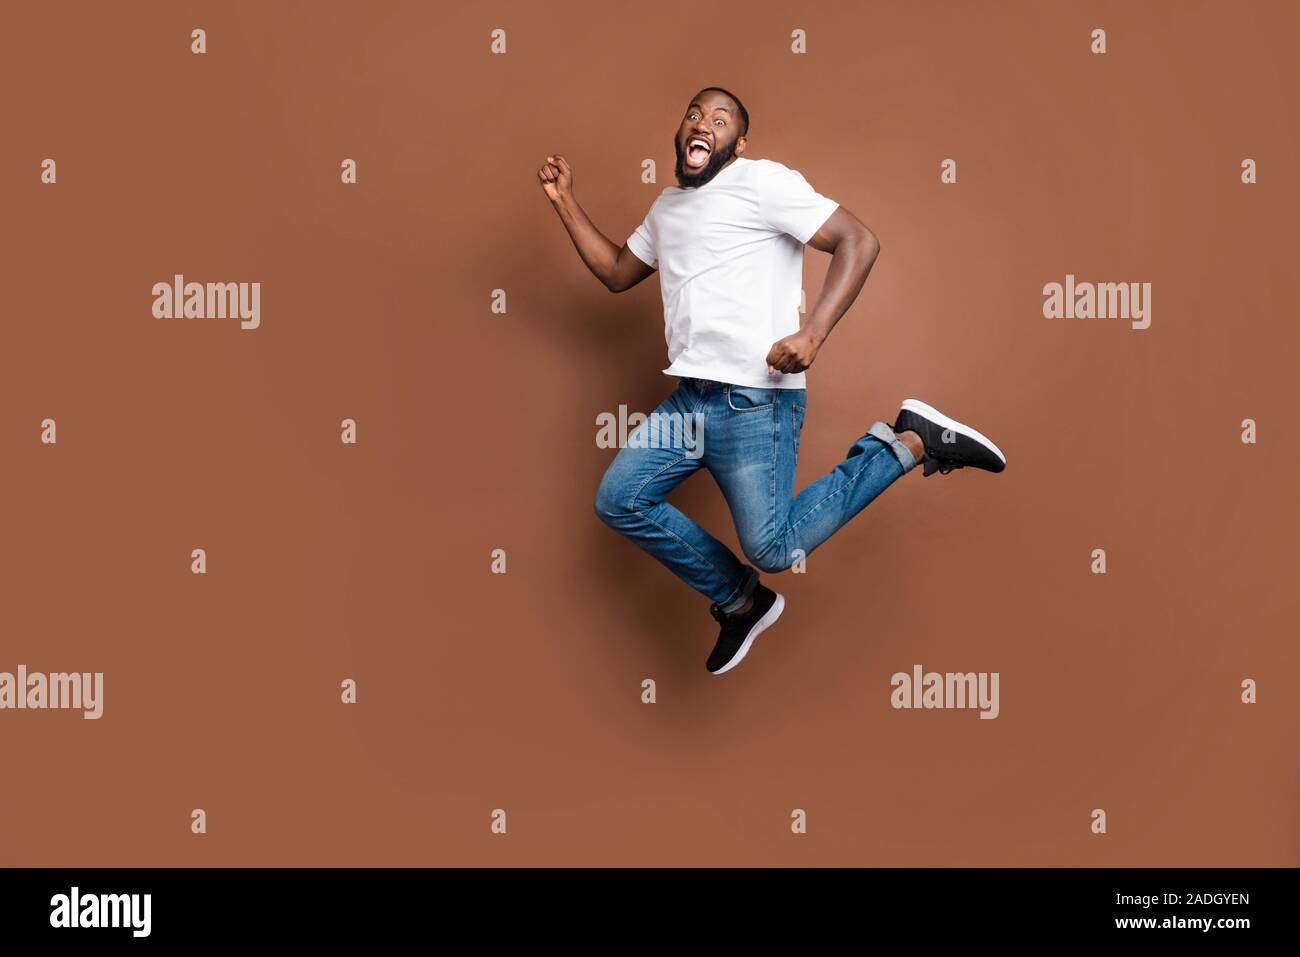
2, 0, 1296, 866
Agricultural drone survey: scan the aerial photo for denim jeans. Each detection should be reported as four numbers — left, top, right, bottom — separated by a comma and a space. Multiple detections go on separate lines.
594, 377, 918, 612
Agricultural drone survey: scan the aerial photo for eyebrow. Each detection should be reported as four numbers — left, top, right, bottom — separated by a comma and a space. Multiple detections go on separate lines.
688, 102, 731, 114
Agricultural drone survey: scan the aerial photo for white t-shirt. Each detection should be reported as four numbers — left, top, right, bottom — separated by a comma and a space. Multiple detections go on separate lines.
625, 156, 839, 390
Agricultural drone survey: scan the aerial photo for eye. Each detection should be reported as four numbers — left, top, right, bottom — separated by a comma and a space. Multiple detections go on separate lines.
714, 118, 725, 126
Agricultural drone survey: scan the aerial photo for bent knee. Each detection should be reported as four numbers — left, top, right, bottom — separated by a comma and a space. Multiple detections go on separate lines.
592, 486, 618, 526
743, 542, 791, 575
593, 474, 633, 526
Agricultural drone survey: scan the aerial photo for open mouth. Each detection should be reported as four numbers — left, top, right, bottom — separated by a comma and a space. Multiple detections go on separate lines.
685, 135, 712, 169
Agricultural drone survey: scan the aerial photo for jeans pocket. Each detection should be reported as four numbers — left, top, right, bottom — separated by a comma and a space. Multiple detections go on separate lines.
726, 385, 776, 412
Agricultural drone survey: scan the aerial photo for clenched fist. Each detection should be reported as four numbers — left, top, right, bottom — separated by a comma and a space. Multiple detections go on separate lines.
766, 331, 822, 375
538, 154, 573, 204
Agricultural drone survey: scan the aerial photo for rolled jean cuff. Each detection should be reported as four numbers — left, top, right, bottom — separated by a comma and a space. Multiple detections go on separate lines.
868, 420, 918, 473
718, 565, 759, 613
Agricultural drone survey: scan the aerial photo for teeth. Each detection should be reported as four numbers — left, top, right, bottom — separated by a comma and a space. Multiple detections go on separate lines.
689, 138, 710, 151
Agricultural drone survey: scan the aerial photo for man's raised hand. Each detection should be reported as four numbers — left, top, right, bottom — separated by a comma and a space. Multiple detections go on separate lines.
538, 154, 573, 204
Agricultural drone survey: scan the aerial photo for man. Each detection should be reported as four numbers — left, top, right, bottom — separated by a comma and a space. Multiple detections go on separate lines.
538, 87, 1006, 676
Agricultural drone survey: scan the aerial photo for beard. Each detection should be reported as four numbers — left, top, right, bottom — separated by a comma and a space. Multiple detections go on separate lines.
674, 134, 739, 188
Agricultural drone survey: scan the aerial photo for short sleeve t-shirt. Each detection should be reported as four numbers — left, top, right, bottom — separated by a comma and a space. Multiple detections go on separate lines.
625, 156, 840, 390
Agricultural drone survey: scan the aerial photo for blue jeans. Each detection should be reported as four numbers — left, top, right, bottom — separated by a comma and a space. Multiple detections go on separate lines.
594, 377, 918, 612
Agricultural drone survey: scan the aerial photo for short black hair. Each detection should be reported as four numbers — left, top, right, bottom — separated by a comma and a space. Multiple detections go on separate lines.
695, 86, 749, 137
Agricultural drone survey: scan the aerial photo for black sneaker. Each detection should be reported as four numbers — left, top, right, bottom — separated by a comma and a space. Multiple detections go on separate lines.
706, 584, 785, 675
893, 398, 1007, 476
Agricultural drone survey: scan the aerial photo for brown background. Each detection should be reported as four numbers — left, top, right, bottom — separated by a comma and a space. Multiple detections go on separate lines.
2, 0, 1296, 866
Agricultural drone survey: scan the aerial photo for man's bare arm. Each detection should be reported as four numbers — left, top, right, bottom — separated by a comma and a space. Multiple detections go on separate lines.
538, 154, 657, 293
765, 206, 881, 374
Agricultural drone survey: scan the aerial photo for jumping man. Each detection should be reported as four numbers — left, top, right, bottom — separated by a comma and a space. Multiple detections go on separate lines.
538, 87, 1006, 675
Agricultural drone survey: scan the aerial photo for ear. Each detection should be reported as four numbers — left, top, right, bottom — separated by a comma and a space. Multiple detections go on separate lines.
735, 136, 747, 156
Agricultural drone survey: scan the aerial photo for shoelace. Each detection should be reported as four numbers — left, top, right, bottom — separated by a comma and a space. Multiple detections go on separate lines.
922, 455, 964, 477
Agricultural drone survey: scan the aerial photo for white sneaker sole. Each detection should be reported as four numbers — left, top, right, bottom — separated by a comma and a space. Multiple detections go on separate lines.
899, 398, 1007, 465
711, 593, 785, 675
